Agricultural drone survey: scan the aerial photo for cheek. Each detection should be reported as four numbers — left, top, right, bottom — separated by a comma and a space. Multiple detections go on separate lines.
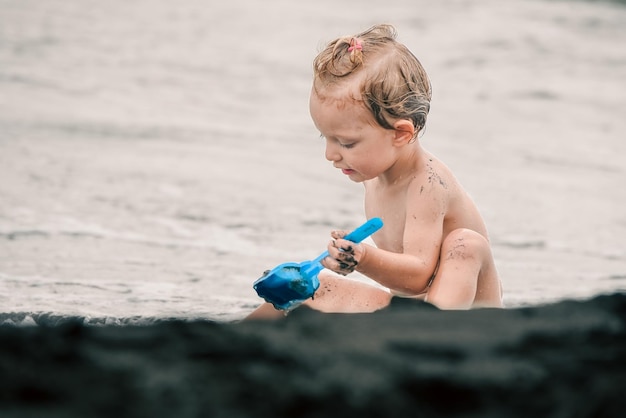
349, 151, 379, 176
358, 147, 393, 174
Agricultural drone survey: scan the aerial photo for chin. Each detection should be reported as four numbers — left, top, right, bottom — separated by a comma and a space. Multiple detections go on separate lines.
348, 174, 372, 183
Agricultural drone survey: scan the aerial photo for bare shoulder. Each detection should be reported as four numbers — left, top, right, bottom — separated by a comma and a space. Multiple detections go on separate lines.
421, 154, 490, 238
420, 153, 461, 191
404, 153, 460, 208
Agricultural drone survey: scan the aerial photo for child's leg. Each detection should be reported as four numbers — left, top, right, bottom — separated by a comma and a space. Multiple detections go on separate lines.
245, 302, 286, 320
425, 228, 503, 309
245, 271, 392, 320
304, 271, 392, 313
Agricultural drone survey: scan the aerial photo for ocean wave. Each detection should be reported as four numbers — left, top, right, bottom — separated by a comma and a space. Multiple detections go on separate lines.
0, 312, 206, 327
0, 306, 258, 327
0, 220, 263, 254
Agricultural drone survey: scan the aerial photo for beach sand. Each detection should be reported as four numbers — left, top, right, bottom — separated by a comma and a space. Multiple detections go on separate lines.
1, 0, 625, 321
1, 1, 626, 414
1, 294, 625, 417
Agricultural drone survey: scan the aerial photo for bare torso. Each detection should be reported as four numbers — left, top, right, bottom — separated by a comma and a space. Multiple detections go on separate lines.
364, 149, 490, 266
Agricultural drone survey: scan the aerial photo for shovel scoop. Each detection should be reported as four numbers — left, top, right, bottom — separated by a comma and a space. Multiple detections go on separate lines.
253, 217, 383, 310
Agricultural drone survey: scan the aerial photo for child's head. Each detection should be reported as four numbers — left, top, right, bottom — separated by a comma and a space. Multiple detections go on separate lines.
312, 24, 432, 136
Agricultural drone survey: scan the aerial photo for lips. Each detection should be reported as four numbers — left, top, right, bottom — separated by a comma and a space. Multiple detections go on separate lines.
341, 168, 355, 175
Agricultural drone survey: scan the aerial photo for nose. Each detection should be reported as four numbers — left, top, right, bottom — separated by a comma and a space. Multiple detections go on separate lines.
324, 139, 342, 163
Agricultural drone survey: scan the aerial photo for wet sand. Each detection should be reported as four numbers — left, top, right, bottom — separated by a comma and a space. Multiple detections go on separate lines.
1, 0, 625, 320
1, 294, 625, 417
1, 1, 625, 415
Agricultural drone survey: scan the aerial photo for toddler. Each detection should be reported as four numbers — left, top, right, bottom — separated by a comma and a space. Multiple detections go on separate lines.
249, 24, 502, 319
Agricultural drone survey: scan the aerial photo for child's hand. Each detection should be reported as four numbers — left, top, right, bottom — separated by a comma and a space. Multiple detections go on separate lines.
322, 230, 365, 275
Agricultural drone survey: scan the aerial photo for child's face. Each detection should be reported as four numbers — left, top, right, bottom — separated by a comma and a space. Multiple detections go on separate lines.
309, 88, 398, 183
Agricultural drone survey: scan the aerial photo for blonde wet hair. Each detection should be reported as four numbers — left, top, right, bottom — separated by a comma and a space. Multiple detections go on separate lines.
313, 24, 432, 136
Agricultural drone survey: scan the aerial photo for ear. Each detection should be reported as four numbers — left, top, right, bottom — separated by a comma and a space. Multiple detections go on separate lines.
392, 119, 415, 146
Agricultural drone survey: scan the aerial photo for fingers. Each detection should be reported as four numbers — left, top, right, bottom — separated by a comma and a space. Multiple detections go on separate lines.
322, 238, 361, 275
321, 257, 356, 275
330, 230, 349, 240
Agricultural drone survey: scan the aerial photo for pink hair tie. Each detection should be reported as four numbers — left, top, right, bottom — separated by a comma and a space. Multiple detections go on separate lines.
348, 38, 362, 52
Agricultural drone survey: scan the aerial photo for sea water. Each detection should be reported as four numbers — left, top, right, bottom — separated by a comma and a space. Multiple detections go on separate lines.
1, 0, 625, 324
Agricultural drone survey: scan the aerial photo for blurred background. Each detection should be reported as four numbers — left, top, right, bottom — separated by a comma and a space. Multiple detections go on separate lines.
1, 0, 624, 322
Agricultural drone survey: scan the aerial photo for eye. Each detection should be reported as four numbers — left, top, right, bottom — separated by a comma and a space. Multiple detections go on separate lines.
319, 133, 356, 149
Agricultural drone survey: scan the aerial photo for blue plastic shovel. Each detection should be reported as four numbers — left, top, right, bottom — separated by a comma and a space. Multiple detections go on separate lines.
253, 217, 383, 310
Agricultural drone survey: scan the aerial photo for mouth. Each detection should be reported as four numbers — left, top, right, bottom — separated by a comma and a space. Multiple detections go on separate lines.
341, 168, 356, 175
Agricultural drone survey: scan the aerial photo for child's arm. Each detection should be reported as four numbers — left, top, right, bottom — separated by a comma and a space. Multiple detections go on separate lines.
353, 239, 440, 295
324, 180, 445, 295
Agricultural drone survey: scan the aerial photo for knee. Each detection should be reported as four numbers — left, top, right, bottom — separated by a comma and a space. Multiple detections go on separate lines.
442, 228, 490, 261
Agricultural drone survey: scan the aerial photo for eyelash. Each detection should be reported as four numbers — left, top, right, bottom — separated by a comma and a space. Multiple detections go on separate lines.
319, 134, 355, 149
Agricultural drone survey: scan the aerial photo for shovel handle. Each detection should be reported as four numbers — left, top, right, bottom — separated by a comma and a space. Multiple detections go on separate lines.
343, 217, 384, 243
311, 217, 383, 264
